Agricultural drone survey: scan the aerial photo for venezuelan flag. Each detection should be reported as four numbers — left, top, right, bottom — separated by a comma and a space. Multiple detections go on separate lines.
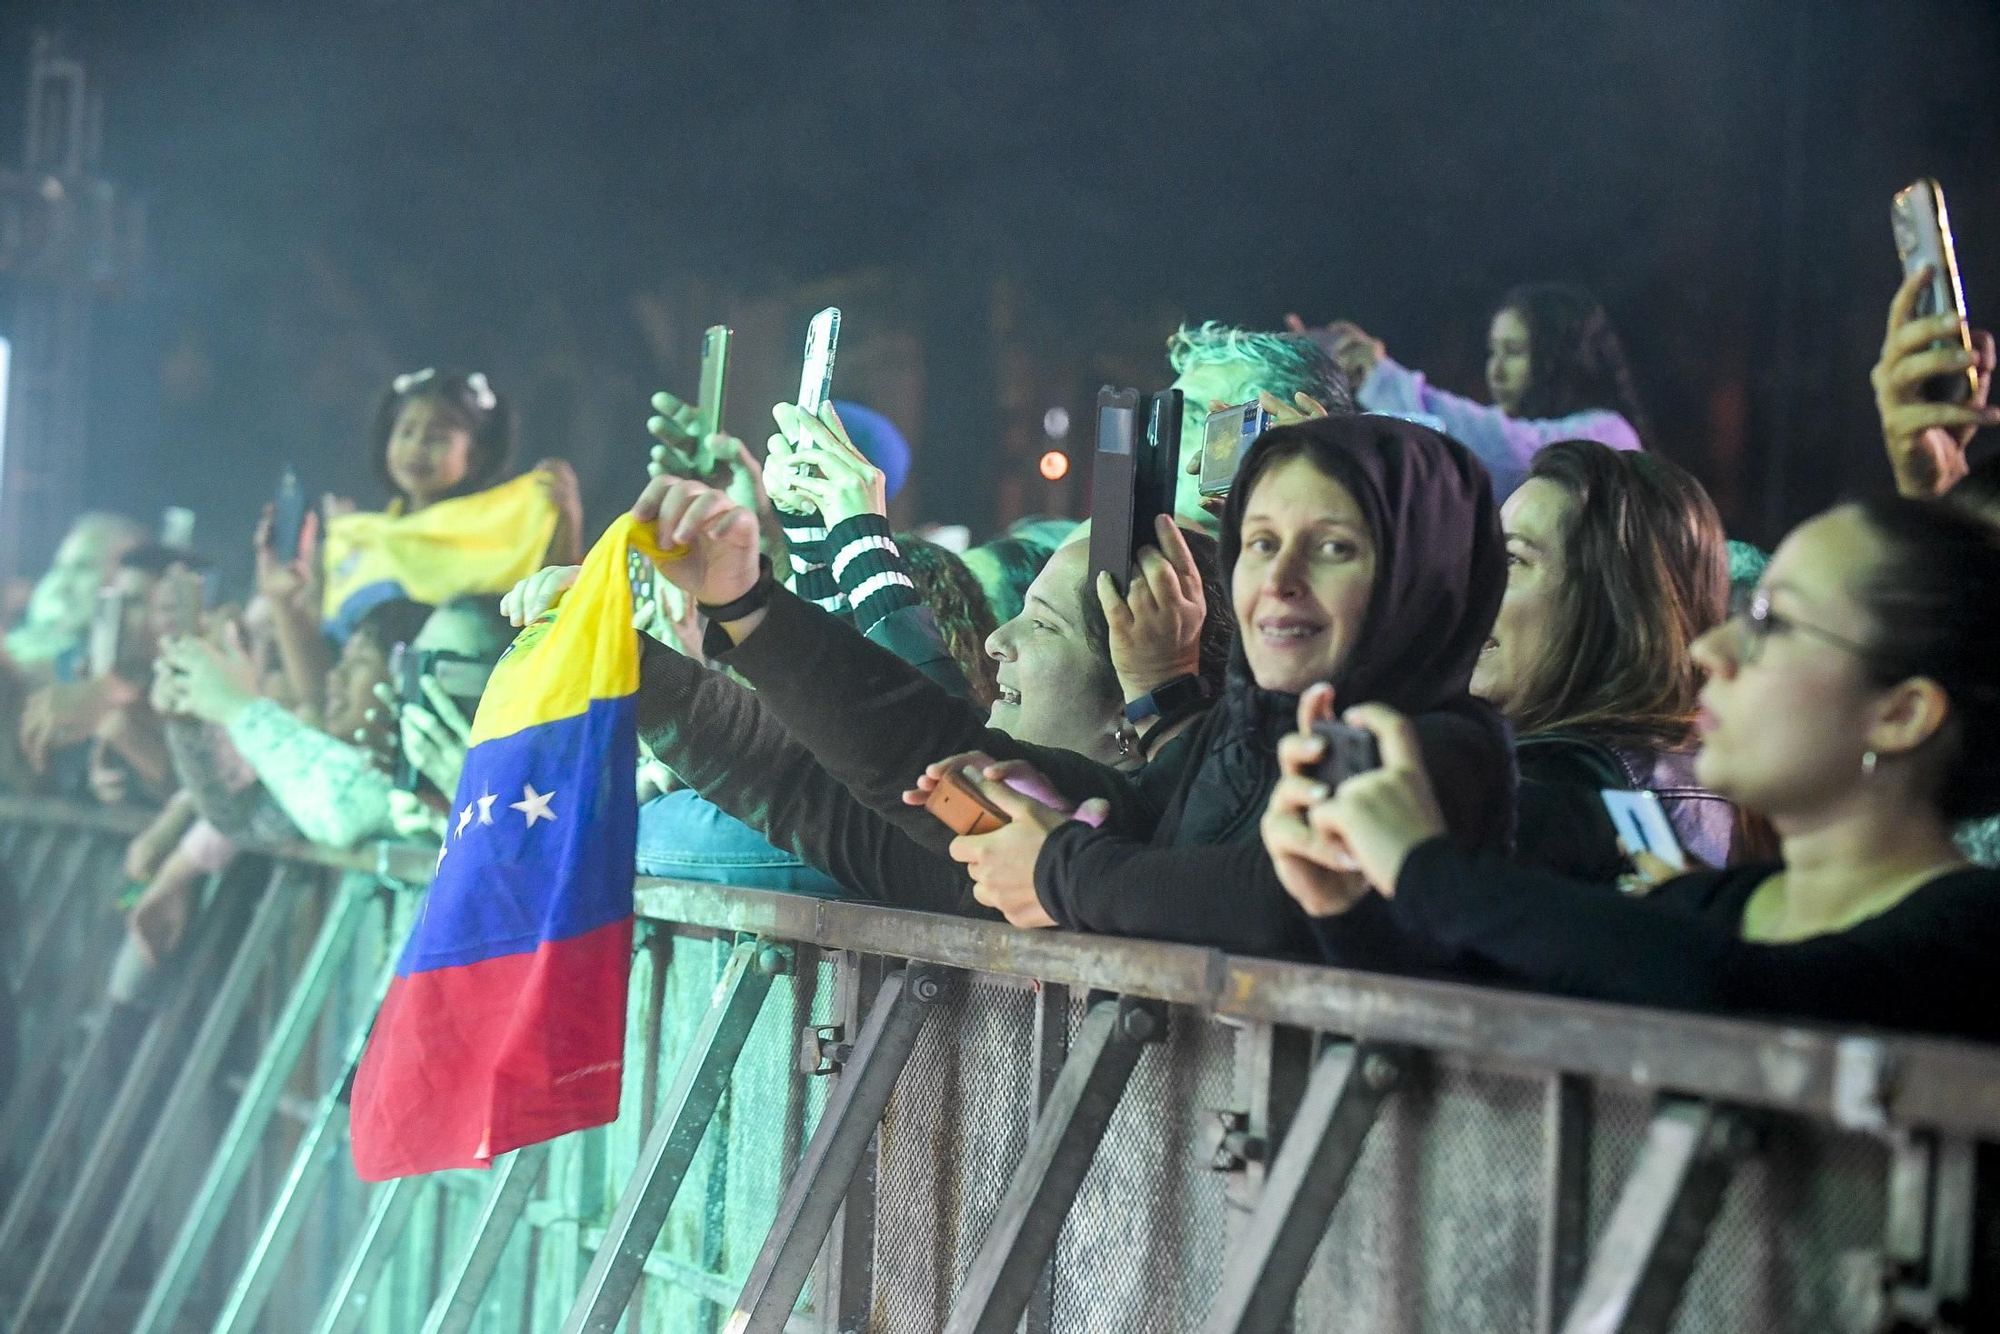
350, 515, 673, 1181
322, 472, 559, 641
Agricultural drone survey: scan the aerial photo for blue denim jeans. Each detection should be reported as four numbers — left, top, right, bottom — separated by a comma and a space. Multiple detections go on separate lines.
635, 790, 848, 898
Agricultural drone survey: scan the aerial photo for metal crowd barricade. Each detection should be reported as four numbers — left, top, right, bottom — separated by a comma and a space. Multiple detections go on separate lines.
3, 794, 1998, 1333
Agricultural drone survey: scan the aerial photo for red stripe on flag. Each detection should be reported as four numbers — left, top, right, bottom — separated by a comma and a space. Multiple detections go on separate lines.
351, 916, 633, 1181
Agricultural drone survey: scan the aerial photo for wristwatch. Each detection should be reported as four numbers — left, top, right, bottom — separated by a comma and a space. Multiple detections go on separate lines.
1123, 674, 1205, 724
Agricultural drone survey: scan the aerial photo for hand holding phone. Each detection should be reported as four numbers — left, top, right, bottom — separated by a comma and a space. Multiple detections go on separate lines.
1311, 719, 1381, 789
925, 766, 1010, 836
1600, 788, 1686, 874
1200, 400, 1277, 499
1087, 387, 1182, 591
1891, 179, 1979, 405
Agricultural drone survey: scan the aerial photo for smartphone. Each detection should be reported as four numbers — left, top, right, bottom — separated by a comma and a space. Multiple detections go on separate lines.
695, 324, 732, 442
1601, 789, 1687, 873
627, 548, 655, 613
924, 767, 1010, 837
88, 588, 125, 681
168, 567, 204, 637
393, 647, 495, 792
1312, 719, 1381, 789
797, 307, 841, 417
272, 467, 307, 564
1891, 179, 1978, 405
1200, 401, 1277, 498
1087, 386, 1183, 590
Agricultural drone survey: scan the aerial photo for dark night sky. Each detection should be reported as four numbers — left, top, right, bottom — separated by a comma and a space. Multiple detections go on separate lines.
2, 0, 1997, 581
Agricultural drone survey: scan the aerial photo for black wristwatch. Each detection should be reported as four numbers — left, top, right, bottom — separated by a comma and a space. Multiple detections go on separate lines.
1123, 674, 1205, 724
697, 556, 776, 621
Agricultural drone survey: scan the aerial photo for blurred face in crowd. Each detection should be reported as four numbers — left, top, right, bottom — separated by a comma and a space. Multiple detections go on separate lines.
1486, 307, 1533, 415
1472, 478, 1572, 712
1690, 506, 1892, 822
1232, 455, 1376, 695
985, 542, 1122, 756
324, 629, 395, 744
384, 396, 475, 508
25, 521, 127, 634
1171, 356, 1265, 531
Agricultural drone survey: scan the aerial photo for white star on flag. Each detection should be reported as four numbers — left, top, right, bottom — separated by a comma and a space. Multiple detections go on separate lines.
456, 804, 475, 838
511, 783, 557, 827
476, 793, 497, 826
435, 843, 448, 873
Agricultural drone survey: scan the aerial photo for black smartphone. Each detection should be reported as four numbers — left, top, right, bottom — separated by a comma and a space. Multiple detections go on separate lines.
1891, 179, 1978, 405
1087, 386, 1183, 591
695, 324, 732, 442
272, 467, 308, 564
393, 647, 495, 792
1312, 720, 1381, 789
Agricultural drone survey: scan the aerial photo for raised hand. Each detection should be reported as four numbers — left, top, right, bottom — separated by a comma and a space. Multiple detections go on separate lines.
1262, 684, 1372, 916
629, 476, 762, 614
1099, 513, 1205, 700
768, 401, 886, 527
1872, 265, 1999, 498
647, 390, 723, 478
1301, 701, 1446, 900
501, 565, 582, 627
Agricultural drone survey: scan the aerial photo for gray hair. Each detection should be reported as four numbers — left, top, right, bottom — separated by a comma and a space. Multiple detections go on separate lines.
1165, 322, 1355, 414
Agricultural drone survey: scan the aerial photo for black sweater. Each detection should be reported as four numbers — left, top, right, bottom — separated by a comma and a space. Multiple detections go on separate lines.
1360, 839, 2000, 1042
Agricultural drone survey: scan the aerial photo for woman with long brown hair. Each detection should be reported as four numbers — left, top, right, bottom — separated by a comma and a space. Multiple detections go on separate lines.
1473, 439, 1741, 881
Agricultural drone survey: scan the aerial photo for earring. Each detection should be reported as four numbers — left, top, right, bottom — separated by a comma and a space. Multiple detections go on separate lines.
1113, 723, 1137, 762
1861, 750, 1878, 777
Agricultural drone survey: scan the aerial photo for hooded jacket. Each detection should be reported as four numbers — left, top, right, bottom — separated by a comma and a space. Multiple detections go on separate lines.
1033, 415, 1516, 954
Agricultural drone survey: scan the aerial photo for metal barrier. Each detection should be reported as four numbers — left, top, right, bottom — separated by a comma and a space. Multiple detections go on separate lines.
2, 794, 1996, 1333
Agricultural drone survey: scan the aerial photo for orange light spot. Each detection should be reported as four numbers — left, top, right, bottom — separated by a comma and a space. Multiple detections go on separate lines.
1038, 450, 1070, 481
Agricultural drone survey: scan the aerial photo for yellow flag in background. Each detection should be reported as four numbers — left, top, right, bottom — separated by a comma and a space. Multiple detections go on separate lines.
321, 472, 558, 639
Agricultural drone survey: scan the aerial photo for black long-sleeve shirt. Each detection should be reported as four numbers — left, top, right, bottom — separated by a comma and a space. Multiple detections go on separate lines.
1360, 838, 2000, 1042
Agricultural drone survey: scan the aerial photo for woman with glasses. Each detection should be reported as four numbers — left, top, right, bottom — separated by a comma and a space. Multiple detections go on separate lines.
1263, 496, 2000, 1040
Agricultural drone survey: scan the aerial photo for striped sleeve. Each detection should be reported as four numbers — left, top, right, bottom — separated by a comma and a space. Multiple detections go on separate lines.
778, 509, 844, 614
827, 514, 919, 633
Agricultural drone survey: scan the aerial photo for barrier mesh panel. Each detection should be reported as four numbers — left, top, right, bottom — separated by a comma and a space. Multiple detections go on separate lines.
1047, 1002, 1237, 1334
1586, 1084, 1887, 1334
1297, 1059, 1545, 1332
871, 973, 1037, 1332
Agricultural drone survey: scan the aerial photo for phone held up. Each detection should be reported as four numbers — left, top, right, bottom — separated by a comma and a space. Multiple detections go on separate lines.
1087, 385, 1183, 592
695, 324, 732, 443
1200, 400, 1277, 499
272, 466, 309, 564
797, 307, 840, 418
88, 587, 126, 681
1891, 178, 1979, 405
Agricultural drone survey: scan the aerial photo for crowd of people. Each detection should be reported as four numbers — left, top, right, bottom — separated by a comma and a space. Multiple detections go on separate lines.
4, 264, 1999, 1094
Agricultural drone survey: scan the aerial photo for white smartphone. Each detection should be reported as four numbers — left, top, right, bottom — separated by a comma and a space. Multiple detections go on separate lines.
1600, 789, 1686, 873
796, 307, 841, 416
1891, 179, 1978, 405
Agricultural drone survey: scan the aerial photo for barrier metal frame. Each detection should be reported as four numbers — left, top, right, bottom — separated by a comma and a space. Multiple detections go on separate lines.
3, 795, 1998, 1333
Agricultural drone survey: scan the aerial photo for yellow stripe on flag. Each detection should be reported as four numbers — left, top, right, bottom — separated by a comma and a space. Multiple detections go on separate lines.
467, 518, 683, 745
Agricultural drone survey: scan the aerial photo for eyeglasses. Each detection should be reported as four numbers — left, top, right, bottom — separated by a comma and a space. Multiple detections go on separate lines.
1734, 589, 1873, 665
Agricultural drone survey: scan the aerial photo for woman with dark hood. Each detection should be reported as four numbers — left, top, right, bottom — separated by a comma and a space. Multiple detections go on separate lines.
632, 415, 1515, 957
